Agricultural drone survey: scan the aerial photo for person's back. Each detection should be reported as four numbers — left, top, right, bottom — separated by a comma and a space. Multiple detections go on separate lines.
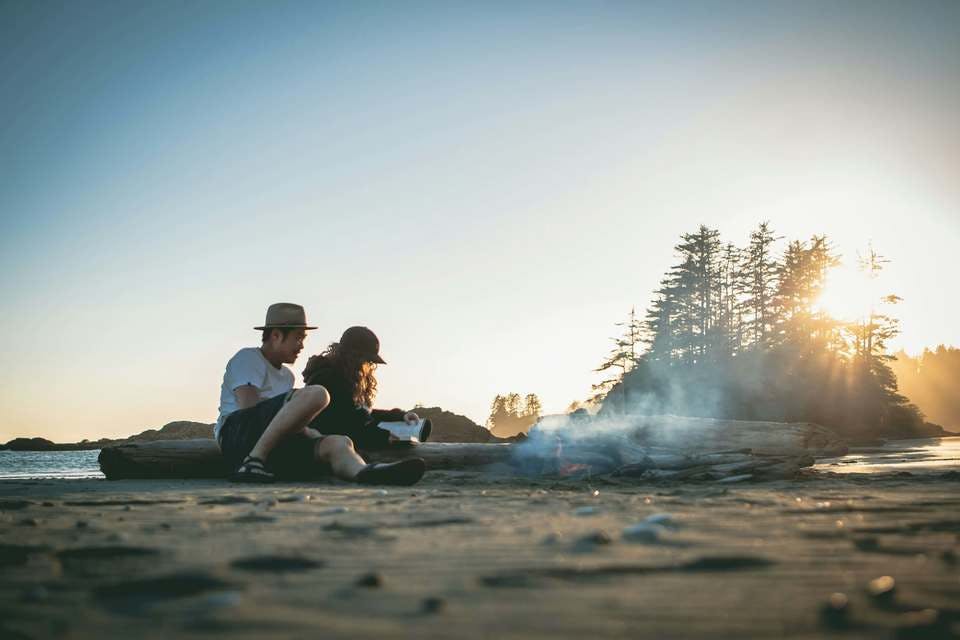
215, 347, 295, 443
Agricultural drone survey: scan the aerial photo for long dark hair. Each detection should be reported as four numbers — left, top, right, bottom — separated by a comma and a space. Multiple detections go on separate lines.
303, 342, 378, 407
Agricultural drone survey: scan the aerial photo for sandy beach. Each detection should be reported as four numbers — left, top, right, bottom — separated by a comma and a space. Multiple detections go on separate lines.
1, 464, 958, 640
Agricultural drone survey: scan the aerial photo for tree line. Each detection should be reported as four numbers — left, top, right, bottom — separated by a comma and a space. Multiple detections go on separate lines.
486, 393, 542, 438
890, 346, 960, 431
592, 223, 941, 441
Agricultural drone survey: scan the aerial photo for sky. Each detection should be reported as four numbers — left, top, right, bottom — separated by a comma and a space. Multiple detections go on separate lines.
1, 0, 958, 442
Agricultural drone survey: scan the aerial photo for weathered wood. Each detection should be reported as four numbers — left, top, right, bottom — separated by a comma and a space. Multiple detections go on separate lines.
528, 415, 847, 459
625, 415, 847, 457
98, 439, 228, 480
98, 417, 845, 480
98, 440, 513, 480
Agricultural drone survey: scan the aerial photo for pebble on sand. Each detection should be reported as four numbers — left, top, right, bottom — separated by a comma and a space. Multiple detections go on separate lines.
866, 575, 896, 606
818, 592, 849, 629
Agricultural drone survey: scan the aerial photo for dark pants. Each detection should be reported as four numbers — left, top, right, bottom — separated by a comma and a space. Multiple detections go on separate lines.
218, 393, 324, 479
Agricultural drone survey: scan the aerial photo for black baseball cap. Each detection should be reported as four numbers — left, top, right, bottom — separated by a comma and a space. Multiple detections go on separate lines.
340, 326, 386, 364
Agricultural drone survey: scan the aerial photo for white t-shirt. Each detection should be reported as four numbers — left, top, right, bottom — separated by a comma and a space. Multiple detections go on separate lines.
214, 347, 295, 440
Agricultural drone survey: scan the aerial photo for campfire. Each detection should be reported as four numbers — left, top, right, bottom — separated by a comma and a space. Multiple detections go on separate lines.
511, 414, 843, 482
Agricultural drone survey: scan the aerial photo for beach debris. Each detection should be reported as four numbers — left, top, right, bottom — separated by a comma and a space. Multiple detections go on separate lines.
940, 549, 957, 565
356, 572, 384, 588
573, 506, 598, 516
230, 555, 324, 573
818, 592, 850, 629
318, 506, 349, 515
866, 575, 897, 607
622, 523, 660, 543
421, 597, 446, 614
17, 518, 39, 527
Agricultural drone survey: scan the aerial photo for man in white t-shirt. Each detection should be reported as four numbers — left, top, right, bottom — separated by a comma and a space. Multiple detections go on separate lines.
216, 303, 425, 485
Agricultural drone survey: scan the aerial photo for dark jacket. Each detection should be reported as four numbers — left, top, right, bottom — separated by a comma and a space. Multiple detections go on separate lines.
302, 356, 406, 450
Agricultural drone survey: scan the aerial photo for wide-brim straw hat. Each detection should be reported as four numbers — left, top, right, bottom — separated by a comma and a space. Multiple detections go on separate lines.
254, 303, 318, 330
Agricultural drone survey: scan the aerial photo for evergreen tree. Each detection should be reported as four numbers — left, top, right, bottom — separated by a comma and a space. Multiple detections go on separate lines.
592, 308, 644, 408
743, 222, 781, 349
523, 394, 543, 419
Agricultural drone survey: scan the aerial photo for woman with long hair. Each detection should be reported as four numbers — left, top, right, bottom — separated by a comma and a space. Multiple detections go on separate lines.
301, 326, 421, 451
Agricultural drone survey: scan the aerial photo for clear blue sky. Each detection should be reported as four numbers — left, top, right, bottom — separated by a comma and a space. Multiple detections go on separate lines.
1, 0, 958, 441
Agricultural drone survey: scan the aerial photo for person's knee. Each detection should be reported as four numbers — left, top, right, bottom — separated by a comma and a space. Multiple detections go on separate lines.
296, 385, 330, 414
315, 434, 355, 459
327, 434, 354, 452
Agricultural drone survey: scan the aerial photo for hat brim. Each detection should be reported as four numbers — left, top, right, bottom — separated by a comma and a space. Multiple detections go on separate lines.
371, 354, 387, 364
254, 325, 318, 330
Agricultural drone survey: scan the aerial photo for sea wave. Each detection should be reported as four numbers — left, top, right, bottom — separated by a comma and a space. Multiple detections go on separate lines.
0, 449, 105, 480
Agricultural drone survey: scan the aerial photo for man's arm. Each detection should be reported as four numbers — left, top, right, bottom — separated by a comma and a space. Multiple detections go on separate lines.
233, 384, 260, 410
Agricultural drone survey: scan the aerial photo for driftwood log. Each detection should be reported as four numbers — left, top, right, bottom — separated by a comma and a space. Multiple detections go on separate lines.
98, 417, 844, 481
98, 440, 512, 480
620, 415, 848, 457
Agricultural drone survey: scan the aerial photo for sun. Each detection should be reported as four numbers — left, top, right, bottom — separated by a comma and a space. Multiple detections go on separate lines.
814, 264, 876, 322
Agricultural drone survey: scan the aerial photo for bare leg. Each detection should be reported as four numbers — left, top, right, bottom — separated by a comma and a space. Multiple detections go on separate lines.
248, 386, 330, 462
313, 435, 367, 480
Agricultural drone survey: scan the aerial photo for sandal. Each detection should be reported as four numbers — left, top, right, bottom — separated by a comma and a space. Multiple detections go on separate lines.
229, 455, 275, 483
355, 458, 426, 486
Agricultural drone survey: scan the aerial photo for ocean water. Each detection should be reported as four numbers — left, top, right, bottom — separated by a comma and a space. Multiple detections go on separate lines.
0, 449, 104, 479
815, 437, 960, 474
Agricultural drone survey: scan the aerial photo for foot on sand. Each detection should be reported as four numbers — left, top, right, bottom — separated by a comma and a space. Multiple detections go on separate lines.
355, 459, 426, 486
229, 456, 274, 484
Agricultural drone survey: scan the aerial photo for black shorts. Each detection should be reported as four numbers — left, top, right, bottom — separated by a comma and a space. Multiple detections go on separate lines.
218, 392, 326, 479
